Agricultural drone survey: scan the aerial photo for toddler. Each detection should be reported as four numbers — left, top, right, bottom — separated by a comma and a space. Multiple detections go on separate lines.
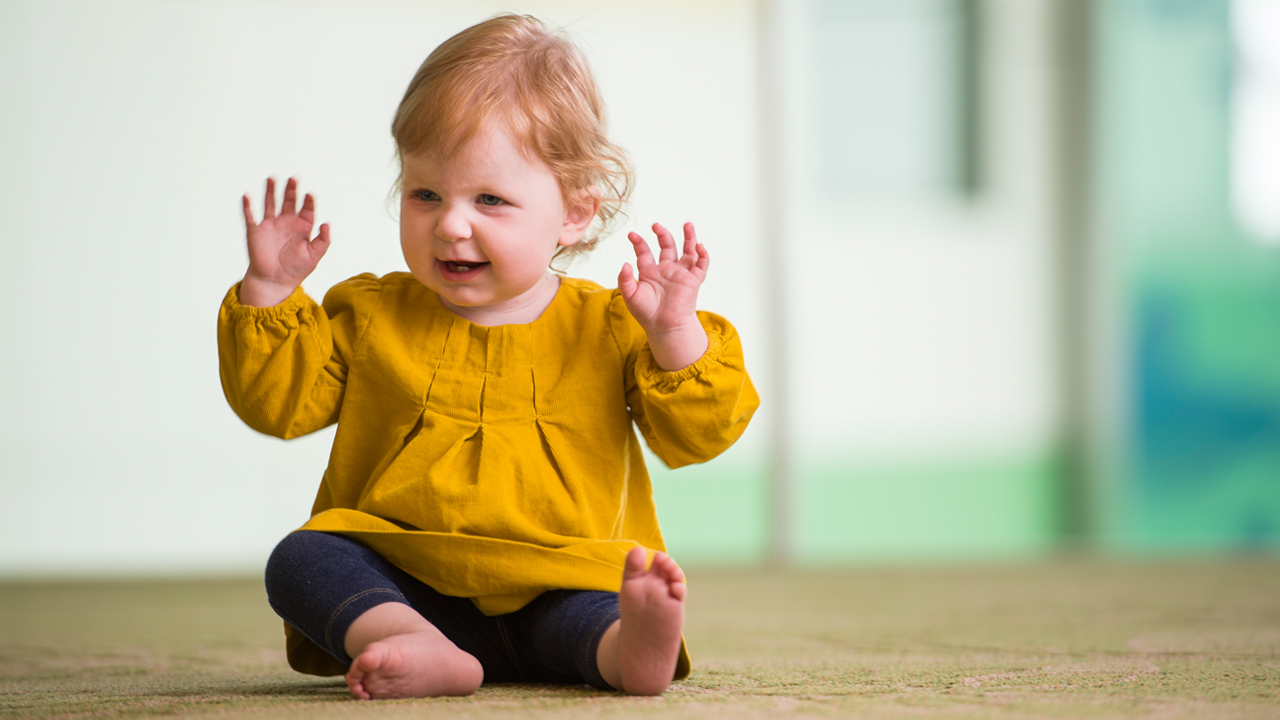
218, 14, 758, 699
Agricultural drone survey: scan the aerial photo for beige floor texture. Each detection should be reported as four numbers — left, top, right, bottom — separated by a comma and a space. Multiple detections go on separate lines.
1, 559, 1277, 719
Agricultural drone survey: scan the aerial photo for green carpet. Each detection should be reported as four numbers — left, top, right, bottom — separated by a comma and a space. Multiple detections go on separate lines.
2, 559, 1277, 718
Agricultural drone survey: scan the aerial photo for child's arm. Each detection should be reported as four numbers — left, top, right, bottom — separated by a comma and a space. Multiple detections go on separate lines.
240, 177, 332, 307
616, 222, 757, 468
219, 178, 373, 439
617, 222, 710, 370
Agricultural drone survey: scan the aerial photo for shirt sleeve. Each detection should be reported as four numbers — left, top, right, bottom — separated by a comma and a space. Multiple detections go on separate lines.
217, 274, 382, 439
608, 291, 760, 469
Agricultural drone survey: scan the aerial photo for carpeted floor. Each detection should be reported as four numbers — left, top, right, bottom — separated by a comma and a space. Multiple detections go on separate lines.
1, 558, 1277, 719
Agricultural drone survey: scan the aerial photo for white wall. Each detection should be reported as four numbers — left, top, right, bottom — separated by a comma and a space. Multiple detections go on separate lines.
0, 0, 1062, 574
0, 0, 764, 575
781, 0, 1059, 463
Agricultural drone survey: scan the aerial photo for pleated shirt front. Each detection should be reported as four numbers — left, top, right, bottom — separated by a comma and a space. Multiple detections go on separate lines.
218, 272, 758, 628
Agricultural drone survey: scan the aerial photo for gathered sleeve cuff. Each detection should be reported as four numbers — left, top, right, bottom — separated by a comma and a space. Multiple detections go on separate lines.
632, 322, 729, 393
217, 274, 381, 439
610, 293, 760, 469
222, 282, 313, 320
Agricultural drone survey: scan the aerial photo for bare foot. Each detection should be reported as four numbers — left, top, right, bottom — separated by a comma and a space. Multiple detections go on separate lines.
343, 603, 482, 700
345, 631, 483, 700
597, 546, 686, 695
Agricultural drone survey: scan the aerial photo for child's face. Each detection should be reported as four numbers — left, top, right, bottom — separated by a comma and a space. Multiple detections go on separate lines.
399, 127, 592, 315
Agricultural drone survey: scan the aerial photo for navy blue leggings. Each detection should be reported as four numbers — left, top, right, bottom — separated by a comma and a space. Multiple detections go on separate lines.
264, 531, 619, 690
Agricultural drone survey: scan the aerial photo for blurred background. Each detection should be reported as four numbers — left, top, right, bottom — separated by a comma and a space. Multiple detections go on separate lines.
1, 0, 1277, 576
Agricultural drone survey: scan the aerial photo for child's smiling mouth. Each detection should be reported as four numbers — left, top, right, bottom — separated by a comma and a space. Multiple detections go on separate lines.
438, 259, 491, 281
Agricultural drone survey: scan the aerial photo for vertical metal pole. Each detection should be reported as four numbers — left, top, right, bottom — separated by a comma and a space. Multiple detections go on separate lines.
959, 0, 984, 195
1052, 0, 1094, 547
757, 0, 792, 566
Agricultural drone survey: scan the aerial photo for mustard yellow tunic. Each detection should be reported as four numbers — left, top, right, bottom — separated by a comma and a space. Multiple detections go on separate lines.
217, 272, 759, 678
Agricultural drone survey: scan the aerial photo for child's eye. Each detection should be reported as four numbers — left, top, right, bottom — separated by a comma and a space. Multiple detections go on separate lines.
413, 189, 440, 202
478, 194, 504, 206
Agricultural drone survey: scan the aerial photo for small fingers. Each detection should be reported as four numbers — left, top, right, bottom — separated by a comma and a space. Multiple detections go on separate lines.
628, 231, 656, 269
652, 223, 677, 262
618, 262, 638, 302
281, 177, 299, 216
299, 192, 316, 226
681, 222, 698, 258
310, 223, 332, 261
693, 242, 710, 279
242, 194, 256, 228
263, 177, 277, 220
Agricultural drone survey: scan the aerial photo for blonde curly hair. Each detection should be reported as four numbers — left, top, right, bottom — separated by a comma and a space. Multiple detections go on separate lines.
391, 14, 633, 266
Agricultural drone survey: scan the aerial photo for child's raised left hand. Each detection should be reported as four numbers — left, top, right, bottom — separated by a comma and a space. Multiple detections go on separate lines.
618, 222, 711, 370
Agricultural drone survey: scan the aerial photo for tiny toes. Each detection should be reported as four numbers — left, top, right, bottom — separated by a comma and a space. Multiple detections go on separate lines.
651, 554, 684, 582
345, 675, 368, 700
624, 547, 648, 577
670, 581, 687, 602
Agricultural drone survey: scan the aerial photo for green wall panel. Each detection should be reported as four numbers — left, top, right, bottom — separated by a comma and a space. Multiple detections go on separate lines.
648, 445, 770, 565
794, 453, 1058, 561
1097, 0, 1280, 551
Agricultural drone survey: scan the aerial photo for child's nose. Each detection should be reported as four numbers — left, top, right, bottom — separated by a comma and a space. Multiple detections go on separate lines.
435, 204, 471, 243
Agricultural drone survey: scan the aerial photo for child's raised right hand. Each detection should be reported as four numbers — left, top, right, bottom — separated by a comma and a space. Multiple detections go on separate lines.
239, 177, 331, 307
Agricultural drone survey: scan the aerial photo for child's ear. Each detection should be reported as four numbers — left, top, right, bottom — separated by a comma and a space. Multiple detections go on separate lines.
559, 186, 602, 247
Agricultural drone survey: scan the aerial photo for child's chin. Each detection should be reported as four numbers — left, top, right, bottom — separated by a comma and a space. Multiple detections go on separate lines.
412, 273, 481, 302
436, 288, 494, 311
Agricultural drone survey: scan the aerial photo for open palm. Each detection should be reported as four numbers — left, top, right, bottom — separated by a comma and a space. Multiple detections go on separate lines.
618, 222, 709, 335
242, 177, 330, 294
